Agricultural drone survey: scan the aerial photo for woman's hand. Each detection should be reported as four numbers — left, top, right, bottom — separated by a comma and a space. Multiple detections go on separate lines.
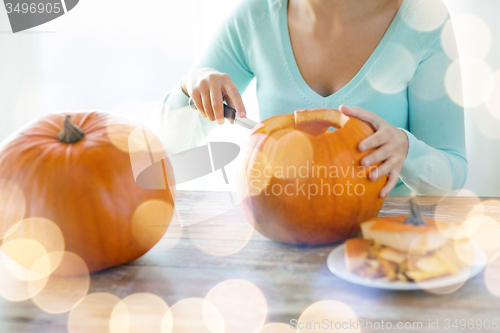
339, 105, 409, 198
181, 68, 246, 125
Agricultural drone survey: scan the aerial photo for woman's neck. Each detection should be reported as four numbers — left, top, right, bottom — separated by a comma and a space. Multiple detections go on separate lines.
289, 0, 400, 27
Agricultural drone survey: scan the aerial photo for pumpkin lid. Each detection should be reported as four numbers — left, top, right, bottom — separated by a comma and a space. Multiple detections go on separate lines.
294, 109, 350, 136
345, 238, 371, 258
252, 108, 352, 137
362, 216, 456, 233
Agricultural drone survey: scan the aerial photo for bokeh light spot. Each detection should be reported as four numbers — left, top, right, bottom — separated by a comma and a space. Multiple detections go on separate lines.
445, 57, 494, 108
1, 238, 49, 281
128, 125, 150, 153
68, 292, 122, 333
433, 190, 481, 239
441, 14, 491, 60
368, 44, 415, 94
205, 279, 267, 333
453, 238, 487, 267
106, 115, 142, 153
460, 200, 500, 262
132, 200, 174, 250
30, 251, 90, 314
0, 248, 48, 301
298, 300, 359, 333
465, 216, 500, 262
169, 297, 224, 333
109, 293, 171, 333
403, 0, 448, 32
3, 217, 65, 278
128, 126, 155, 182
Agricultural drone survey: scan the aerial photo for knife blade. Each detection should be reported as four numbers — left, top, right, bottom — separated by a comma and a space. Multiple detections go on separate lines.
189, 97, 259, 130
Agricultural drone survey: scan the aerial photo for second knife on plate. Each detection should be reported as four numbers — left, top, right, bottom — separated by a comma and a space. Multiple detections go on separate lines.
189, 97, 259, 130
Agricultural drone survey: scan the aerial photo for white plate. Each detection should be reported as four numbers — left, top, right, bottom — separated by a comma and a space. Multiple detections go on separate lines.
327, 243, 486, 290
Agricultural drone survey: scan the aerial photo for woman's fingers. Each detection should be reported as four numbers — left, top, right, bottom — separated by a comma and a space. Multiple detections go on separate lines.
222, 77, 246, 118
190, 92, 206, 118
380, 168, 400, 198
183, 68, 245, 124
369, 156, 397, 181
339, 105, 381, 130
359, 129, 387, 152
361, 142, 392, 169
210, 81, 225, 125
200, 88, 216, 122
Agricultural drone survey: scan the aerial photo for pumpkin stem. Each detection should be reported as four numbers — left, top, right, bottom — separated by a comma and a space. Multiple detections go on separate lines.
58, 115, 85, 143
404, 192, 427, 226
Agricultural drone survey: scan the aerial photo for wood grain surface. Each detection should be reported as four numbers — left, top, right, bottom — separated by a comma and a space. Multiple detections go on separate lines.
1, 192, 500, 333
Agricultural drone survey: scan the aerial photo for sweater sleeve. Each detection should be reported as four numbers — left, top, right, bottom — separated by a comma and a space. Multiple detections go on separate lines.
149, 2, 255, 155
400, 31, 468, 195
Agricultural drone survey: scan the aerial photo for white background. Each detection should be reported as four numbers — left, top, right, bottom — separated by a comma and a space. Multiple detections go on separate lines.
0, 0, 499, 196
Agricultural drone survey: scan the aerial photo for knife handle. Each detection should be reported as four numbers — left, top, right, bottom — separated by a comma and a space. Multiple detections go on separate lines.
189, 97, 236, 124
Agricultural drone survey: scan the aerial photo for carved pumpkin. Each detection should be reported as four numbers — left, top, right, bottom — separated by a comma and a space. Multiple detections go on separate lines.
238, 108, 387, 245
0, 112, 175, 273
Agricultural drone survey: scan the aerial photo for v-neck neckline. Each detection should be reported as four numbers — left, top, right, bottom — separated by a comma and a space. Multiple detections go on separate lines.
279, 0, 409, 105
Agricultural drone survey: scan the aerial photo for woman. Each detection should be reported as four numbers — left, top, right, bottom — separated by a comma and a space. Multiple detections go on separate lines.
151, 0, 467, 197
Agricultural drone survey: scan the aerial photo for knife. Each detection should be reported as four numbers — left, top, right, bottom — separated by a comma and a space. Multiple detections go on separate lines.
189, 97, 259, 130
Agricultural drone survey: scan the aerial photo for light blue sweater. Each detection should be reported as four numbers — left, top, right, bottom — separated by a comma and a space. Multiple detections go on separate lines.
152, 0, 467, 195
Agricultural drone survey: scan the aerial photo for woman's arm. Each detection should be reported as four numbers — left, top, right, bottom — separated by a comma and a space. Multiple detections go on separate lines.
401, 33, 468, 195
150, 2, 255, 154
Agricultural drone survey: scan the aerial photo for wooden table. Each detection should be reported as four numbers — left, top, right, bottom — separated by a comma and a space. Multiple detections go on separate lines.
1, 192, 500, 333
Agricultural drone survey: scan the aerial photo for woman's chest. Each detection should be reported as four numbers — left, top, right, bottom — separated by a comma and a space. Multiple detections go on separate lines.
288, 30, 381, 97
287, 6, 401, 97
255, 76, 409, 129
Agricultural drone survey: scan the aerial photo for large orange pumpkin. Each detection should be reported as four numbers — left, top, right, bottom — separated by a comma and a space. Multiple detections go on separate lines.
0, 111, 175, 273
238, 108, 387, 245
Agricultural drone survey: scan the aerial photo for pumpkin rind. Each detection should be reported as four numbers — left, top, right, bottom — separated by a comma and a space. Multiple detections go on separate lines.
0, 111, 175, 273
238, 108, 387, 245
